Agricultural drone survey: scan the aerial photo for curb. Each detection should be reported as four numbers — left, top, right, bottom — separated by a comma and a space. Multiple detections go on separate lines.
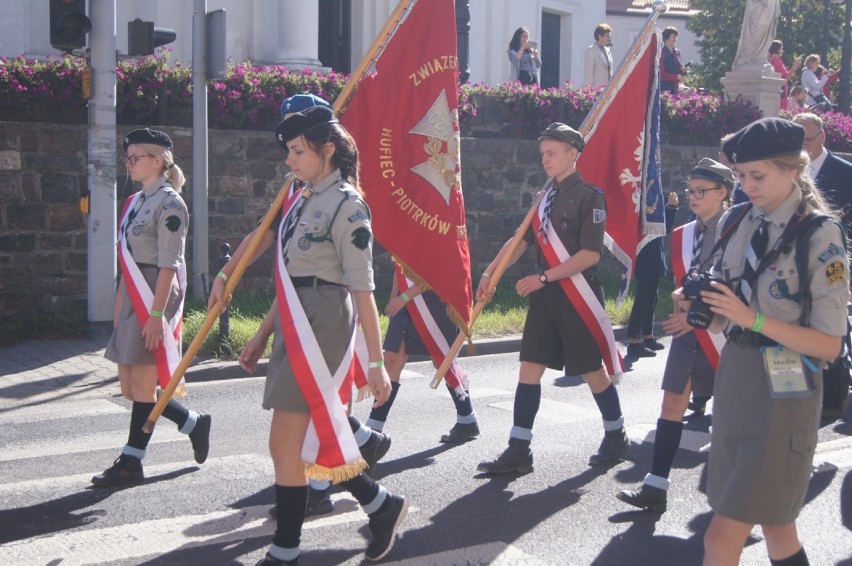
184, 322, 649, 384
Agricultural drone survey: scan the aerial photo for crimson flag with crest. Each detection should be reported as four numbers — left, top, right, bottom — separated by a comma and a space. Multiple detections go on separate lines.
577, 30, 664, 302
340, 0, 472, 330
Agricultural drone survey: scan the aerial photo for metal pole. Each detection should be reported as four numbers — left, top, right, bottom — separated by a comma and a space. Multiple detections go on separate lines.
192, 0, 210, 301
824, 0, 831, 64
842, 0, 851, 113
455, 0, 470, 84
217, 242, 231, 352
86, 0, 117, 342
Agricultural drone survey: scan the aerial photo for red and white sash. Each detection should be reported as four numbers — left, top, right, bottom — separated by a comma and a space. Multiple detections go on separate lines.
671, 222, 725, 369
532, 186, 624, 380
395, 264, 470, 398
274, 189, 366, 481
117, 190, 186, 390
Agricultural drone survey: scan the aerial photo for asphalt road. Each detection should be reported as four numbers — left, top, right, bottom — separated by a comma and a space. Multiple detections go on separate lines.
1, 343, 851, 565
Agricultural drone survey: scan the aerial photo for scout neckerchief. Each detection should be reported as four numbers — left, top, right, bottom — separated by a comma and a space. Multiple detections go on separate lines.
395, 264, 470, 399
274, 187, 366, 482
531, 182, 624, 381
117, 187, 187, 391
671, 220, 725, 369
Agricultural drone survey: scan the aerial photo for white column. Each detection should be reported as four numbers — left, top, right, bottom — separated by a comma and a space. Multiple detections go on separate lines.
253, 0, 322, 68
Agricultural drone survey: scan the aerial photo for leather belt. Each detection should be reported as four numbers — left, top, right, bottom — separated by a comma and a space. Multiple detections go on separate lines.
291, 276, 340, 288
726, 326, 778, 348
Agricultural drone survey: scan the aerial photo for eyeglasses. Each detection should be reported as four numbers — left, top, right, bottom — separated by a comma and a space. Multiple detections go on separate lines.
803, 133, 823, 143
685, 187, 723, 200
125, 154, 154, 165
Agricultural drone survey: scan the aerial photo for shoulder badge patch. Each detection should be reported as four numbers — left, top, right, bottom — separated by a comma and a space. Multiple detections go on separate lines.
593, 209, 607, 224
817, 243, 843, 264
164, 215, 182, 233
825, 260, 846, 285
347, 209, 369, 223
351, 227, 371, 250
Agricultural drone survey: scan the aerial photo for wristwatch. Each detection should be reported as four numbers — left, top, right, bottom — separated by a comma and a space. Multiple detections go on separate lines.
539, 271, 549, 285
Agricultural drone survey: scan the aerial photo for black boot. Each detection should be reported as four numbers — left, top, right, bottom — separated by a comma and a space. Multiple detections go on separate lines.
616, 484, 667, 512
361, 429, 391, 477
477, 438, 533, 474
189, 413, 212, 464
365, 494, 409, 561
91, 454, 144, 487
440, 421, 480, 444
589, 428, 630, 465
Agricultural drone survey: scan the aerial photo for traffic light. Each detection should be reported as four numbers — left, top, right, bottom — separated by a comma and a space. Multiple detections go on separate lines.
128, 18, 177, 56
50, 0, 92, 51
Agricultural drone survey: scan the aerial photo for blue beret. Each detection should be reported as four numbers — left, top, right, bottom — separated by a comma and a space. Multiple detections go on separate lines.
722, 117, 804, 164
279, 93, 332, 118
123, 128, 172, 152
690, 158, 735, 188
275, 106, 338, 148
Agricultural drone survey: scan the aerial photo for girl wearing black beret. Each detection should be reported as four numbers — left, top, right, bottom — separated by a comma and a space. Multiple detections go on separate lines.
689, 118, 847, 565
213, 107, 408, 564
95, 129, 212, 487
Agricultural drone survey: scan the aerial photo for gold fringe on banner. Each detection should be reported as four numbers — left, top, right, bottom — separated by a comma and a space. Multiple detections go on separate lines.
303, 458, 368, 484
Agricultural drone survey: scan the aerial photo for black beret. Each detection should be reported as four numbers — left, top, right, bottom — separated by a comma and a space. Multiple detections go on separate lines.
690, 158, 735, 188
275, 106, 339, 149
123, 128, 172, 152
539, 122, 585, 152
722, 117, 804, 164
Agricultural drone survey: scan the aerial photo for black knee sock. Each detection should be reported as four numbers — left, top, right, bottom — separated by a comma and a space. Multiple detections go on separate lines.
272, 484, 308, 550
127, 401, 155, 452
347, 415, 360, 433
340, 473, 379, 506
513, 383, 541, 430
770, 547, 809, 566
161, 399, 189, 428
447, 383, 473, 417
592, 384, 623, 423
650, 418, 684, 480
368, 381, 400, 424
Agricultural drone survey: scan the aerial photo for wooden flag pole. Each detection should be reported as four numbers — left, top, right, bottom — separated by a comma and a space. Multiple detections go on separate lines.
429, 191, 543, 389
431, 1, 668, 389
144, 0, 421, 433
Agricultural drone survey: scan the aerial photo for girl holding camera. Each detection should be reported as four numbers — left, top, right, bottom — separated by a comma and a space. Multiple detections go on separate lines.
507, 26, 541, 86
698, 118, 847, 565
617, 158, 733, 513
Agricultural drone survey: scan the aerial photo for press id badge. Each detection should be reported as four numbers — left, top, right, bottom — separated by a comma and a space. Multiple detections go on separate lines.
761, 345, 815, 398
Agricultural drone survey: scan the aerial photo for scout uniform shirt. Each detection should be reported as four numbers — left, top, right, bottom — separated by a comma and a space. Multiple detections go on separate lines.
714, 186, 848, 338
523, 171, 607, 284
281, 170, 375, 292
123, 177, 188, 270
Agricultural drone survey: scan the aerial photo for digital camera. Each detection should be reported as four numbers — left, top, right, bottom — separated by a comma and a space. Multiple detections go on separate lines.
680, 272, 730, 330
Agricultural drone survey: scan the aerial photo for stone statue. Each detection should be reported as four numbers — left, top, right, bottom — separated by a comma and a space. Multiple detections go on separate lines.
732, 0, 780, 68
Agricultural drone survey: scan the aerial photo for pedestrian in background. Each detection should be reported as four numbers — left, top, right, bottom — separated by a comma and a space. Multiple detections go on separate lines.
583, 23, 613, 87
507, 26, 541, 86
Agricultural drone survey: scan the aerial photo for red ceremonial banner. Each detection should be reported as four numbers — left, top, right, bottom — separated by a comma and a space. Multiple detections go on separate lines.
340, 0, 472, 331
577, 32, 662, 300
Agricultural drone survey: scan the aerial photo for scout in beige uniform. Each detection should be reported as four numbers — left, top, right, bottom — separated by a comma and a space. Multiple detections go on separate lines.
690, 118, 848, 566
617, 158, 733, 513
95, 128, 211, 487
235, 106, 408, 565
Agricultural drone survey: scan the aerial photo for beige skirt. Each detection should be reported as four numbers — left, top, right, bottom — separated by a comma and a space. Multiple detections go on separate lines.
263, 285, 354, 413
104, 266, 183, 366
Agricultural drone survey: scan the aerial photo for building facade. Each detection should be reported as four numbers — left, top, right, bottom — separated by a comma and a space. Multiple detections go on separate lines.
0, 0, 626, 87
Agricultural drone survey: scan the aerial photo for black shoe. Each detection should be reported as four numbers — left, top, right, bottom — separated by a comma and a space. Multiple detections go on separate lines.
268, 485, 333, 520
643, 338, 665, 351
589, 429, 630, 466
91, 455, 144, 487
440, 421, 480, 444
365, 494, 409, 561
255, 553, 298, 565
616, 484, 668, 513
477, 438, 533, 474
361, 430, 391, 477
627, 343, 656, 358
189, 413, 211, 464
